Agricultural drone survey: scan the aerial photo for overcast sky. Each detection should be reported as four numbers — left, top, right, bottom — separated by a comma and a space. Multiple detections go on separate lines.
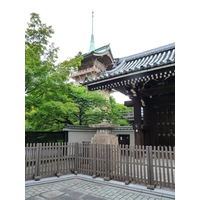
25, 0, 176, 103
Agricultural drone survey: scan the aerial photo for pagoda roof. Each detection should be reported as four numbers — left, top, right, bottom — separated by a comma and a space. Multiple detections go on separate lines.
82, 44, 114, 60
82, 43, 175, 86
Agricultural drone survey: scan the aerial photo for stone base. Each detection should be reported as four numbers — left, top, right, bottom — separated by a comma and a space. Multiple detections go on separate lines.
125, 180, 131, 185
56, 172, 62, 177
34, 176, 41, 181
131, 181, 136, 184
147, 184, 156, 190
104, 177, 110, 181
110, 175, 114, 179
91, 133, 119, 145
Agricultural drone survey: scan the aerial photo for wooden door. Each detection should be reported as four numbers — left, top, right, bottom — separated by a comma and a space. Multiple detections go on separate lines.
155, 105, 175, 147
118, 134, 130, 146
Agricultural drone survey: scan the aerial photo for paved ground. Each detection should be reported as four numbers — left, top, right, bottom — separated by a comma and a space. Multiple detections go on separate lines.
25, 175, 175, 200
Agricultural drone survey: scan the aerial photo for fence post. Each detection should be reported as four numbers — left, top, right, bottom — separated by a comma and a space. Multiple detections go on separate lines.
92, 143, 97, 178
34, 143, 41, 181
56, 143, 62, 177
74, 143, 78, 175
104, 144, 110, 181
125, 145, 130, 185
147, 146, 155, 190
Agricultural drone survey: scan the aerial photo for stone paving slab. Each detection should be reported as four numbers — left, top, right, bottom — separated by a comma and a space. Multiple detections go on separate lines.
26, 197, 45, 200
25, 175, 175, 200
40, 190, 65, 199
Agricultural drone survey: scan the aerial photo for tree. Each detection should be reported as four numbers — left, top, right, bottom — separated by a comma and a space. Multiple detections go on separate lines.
25, 13, 82, 100
25, 83, 110, 130
25, 13, 83, 131
107, 96, 131, 126
25, 13, 59, 96
67, 85, 109, 125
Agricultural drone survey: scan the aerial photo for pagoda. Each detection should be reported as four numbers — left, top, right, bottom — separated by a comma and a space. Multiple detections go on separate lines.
70, 11, 114, 95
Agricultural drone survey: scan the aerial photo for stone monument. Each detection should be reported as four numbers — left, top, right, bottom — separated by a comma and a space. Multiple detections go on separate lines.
89, 120, 120, 181
89, 119, 119, 145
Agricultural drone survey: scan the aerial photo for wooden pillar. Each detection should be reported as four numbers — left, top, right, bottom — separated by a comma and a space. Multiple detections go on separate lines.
143, 105, 152, 146
104, 144, 110, 181
133, 96, 144, 146
92, 143, 97, 178
74, 143, 78, 175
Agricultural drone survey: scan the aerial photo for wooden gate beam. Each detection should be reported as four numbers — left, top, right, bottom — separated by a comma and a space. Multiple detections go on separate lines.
133, 95, 144, 146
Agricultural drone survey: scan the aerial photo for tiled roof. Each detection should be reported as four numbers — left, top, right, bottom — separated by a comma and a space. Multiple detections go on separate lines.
63, 125, 133, 131
83, 43, 175, 85
82, 44, 114, 59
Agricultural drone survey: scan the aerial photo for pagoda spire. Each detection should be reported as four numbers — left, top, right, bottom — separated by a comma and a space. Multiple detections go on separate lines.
88, 11, 95, 53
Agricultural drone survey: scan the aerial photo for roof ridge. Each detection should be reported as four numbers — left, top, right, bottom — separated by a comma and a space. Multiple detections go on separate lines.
94, 43, 110, 51
83, 44, 111, 57
117, 43, 175, 63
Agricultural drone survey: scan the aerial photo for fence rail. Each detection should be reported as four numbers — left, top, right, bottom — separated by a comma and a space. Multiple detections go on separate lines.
25, 143, 175, 189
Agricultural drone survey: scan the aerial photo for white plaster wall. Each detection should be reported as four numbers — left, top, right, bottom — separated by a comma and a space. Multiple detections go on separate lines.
68, 131, 96, 143
67, 129, 135, 146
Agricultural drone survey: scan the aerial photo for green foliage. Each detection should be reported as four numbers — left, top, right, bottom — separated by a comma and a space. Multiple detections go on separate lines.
25, 13, 59, 96
25, 13, 82, 98
25, 13, 83, 131
67, 85, 109, 125
107, 96, 131, 126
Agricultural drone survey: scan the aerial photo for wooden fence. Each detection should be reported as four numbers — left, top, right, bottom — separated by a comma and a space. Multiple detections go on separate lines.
25, 143, 175, 189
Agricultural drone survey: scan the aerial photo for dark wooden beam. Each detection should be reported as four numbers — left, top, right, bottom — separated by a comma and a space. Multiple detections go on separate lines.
145, 94, 175, 106
124, 100, 134, 107
139, 85, 175, 97
114, 87, 127, 95
86, 65, 175, 91
133, 96, 144, 146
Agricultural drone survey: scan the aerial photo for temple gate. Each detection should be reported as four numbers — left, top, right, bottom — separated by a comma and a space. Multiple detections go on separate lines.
83, 43, 175, 147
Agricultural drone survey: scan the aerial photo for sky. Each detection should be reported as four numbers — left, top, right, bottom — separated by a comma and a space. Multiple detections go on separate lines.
24, 0, 176, 104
